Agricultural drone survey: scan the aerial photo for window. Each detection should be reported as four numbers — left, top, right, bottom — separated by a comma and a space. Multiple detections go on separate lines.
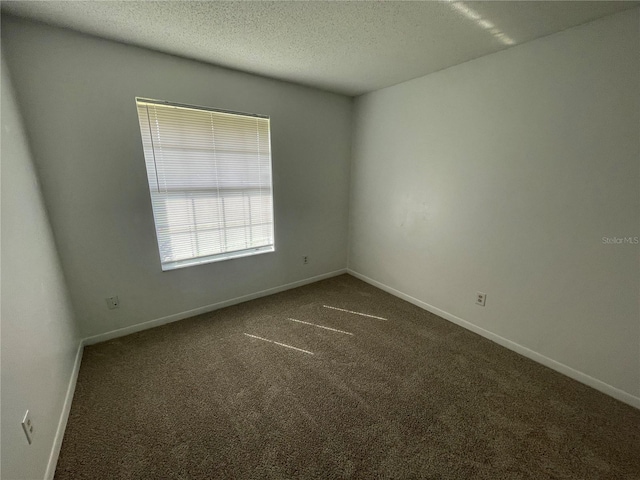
136, 98, 274, 271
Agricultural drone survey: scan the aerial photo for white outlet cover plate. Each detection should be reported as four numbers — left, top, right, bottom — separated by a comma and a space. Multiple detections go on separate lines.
22, 410, 33, 444
106, 296, 120, 309
476, 292, 487, 306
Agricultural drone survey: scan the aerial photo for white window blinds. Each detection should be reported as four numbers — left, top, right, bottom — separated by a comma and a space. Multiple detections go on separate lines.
136, 98, 274, 271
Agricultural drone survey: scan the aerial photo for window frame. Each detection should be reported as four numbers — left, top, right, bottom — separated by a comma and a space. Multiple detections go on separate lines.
135, 97, 276, 271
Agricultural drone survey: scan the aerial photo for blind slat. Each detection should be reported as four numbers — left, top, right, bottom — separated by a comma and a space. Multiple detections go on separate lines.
136, 99, 274, 270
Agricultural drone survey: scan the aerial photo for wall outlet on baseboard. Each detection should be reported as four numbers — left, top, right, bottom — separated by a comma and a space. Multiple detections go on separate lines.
22, 410, 34, 444
106, 296, 120, 309
476, 292, 487, 306
303, 255, 309, 265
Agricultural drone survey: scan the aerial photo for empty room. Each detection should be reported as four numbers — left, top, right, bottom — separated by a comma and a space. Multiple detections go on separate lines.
1, 1, 639, 479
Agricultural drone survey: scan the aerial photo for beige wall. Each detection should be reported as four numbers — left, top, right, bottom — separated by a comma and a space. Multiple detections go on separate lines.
2, 17, 353, 339
349, 9, 640, 402
1, 52, 81, 480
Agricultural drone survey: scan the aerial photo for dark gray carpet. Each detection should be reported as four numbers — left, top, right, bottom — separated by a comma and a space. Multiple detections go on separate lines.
55, 274, 640, 479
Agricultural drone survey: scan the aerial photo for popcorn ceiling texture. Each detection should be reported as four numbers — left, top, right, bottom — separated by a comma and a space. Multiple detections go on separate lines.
2, 1, 636, 95
55, 275, 640, 479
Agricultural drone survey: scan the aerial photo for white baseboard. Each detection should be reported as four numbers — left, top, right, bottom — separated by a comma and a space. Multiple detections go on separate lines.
45, 339, 84, 480
347, 269, 640, 410
83, 269, 348, 346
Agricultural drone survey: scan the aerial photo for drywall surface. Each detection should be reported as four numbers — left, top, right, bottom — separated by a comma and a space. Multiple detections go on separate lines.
1, 52, 81, 480
349, 9, 640, 398
1, 17, 352, 338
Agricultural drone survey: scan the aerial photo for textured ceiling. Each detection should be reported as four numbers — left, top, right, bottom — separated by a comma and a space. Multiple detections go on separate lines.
2, 1, 637, 96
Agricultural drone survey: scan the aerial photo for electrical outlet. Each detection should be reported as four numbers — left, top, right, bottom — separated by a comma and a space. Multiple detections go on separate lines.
22, 410, 34, 444
476, 292, 487, 306
303, 256, 309, 265
106, 296, 120, 310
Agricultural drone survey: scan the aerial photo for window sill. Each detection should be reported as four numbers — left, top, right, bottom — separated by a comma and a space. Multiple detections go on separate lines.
161, 245, 275, 271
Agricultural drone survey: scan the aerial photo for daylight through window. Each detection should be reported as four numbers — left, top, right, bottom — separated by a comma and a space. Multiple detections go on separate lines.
136, 98, 274, 271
